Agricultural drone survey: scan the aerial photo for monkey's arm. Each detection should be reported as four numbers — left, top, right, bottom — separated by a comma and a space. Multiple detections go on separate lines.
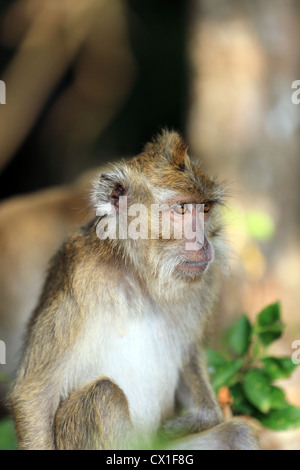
10, 234, 85, 449
11, 370, 64, 449
10, 296, 82, 449
163, 344, 223, 438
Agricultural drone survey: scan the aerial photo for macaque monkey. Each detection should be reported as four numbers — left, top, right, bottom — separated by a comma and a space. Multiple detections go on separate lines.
11, 130, 260, 450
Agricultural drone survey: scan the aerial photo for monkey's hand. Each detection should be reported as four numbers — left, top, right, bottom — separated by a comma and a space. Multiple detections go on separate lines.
161, 406, 224, 439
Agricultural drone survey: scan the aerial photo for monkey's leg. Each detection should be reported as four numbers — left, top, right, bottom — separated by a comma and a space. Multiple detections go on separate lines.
54, 378, 132, 450
163, 347, 223, 438
165, 418, 260, 450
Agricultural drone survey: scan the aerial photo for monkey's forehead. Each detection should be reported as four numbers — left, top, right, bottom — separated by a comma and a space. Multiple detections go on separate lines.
148, 178, 223, 205
127, 158, 223, 204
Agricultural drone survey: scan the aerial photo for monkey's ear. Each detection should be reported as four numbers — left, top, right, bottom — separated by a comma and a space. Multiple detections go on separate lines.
91, 167, 128, 216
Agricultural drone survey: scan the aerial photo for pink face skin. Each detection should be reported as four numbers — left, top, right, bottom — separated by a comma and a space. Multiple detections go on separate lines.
166, 196, 214, 277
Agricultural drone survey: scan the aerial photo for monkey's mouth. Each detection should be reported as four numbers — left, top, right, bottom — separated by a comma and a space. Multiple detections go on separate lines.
182, 261, 208, 267
176, 260, 211, 276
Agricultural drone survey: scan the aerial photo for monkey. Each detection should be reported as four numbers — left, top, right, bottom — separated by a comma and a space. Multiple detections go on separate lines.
10, 130, 260, 450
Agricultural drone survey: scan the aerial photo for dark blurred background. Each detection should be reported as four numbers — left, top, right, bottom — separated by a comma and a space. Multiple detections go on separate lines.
0, 0, 187, 199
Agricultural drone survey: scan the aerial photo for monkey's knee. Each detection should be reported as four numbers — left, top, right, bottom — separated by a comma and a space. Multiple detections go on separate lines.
54, 378, 132, 450
223, 418, 260, 450
201, 418, 260, 450
167, 418, 260, 451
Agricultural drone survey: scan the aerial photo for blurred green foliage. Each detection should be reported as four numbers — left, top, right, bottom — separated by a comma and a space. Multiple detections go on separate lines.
0, 418, 16, 450
224, 207, 275, 241
207, 302, 300, 431
0, 373, 16, 450
244, 210, 275, 241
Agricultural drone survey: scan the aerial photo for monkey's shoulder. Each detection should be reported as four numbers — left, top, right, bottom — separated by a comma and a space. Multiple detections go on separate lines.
25, 219, 116, 345
36, 217, 123, 303
49, 216, 111, 264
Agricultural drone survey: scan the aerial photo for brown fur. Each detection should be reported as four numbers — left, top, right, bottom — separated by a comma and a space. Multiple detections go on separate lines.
167, 418, 261, 451
55, 378, 132, 450
10, 130, 260, 450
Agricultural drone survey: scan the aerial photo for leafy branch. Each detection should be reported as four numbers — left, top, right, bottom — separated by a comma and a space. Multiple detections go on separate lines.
206, 302, 300, 431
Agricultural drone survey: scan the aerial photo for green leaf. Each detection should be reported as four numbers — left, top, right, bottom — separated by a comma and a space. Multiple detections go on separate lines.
0, 419, 17, 450
206, 349, 227, 374
269, 386, 286, 410
258, 327, 283, 346
226, 315, 252, 356
230, 383, 257, 416
256, 302, 281, 327
211, 359, 244, 393
258, 405, 300, 431
255, 302, 284, 345
262, 357, 299, 380
242, 369, 273, 413
231, 383, 286, 417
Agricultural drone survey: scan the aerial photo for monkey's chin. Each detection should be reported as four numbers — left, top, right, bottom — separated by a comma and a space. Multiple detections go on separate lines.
175, 261, 210, 279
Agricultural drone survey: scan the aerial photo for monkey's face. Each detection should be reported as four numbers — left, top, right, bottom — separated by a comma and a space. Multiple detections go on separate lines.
130, 159, 225, 285
92, 130, 226, 287
144, 190, 223, 284
135, 136, 225, 284
165, 198, 214, 279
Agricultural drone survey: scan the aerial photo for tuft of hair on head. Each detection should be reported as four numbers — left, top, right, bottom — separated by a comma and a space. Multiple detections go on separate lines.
142, 129, 189, 169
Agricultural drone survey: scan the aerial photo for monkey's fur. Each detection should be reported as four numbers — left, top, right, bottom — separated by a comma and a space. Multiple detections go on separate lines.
11, 131, 260, 450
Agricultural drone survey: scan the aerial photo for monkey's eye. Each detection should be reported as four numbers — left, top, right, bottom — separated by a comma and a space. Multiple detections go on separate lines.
204, 203, 212, 213
197, 203, 212, 214
172, 203, 188, 215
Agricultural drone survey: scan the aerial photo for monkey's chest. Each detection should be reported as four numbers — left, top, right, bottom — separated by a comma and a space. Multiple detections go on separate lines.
87, 316, 184, 435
